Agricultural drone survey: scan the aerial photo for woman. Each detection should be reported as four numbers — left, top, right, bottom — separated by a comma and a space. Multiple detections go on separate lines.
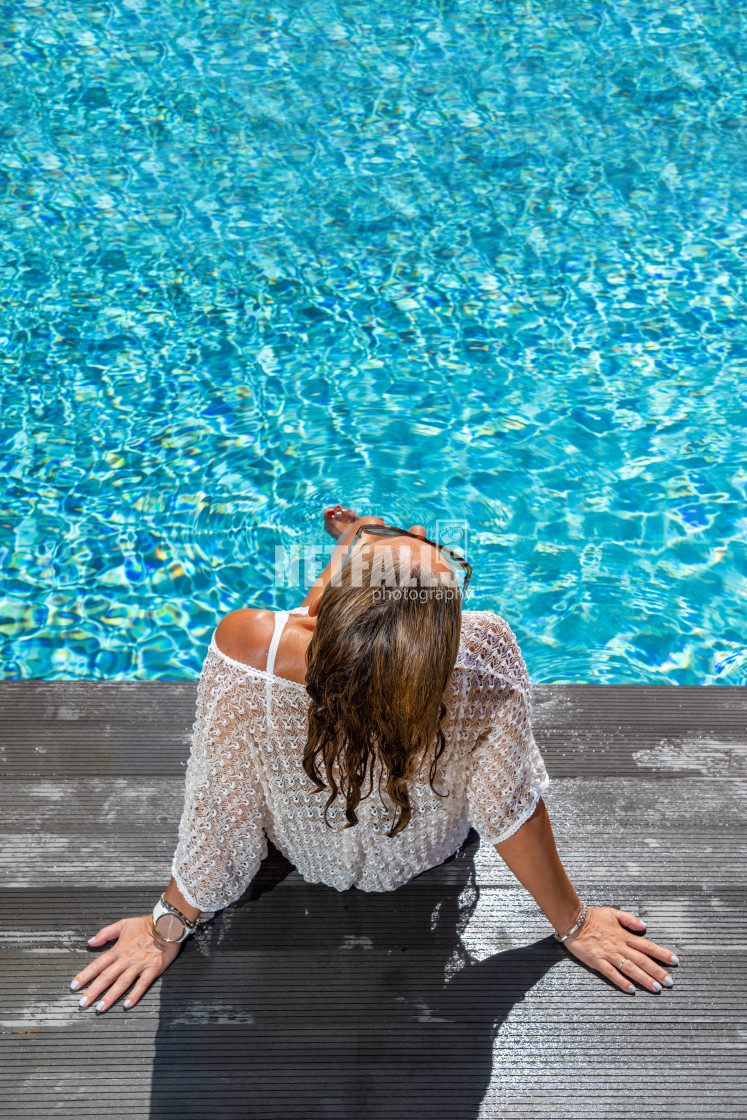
70, 508, 678, 1013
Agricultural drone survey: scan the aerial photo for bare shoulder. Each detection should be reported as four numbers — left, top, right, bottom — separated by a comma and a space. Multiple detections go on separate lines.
214, 608, 275, 669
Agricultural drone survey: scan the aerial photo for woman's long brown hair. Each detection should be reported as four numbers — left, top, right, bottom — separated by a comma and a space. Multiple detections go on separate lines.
303, 546, 462, 837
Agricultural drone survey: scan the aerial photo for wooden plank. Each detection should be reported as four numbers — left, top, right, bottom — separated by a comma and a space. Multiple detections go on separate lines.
1, 776, 744, 833
2, 681, 744, 736
0, 778, 744, 894
2, 683, 746, 778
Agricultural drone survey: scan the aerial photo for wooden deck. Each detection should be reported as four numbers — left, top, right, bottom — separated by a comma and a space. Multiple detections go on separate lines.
2, 682, 745, 1118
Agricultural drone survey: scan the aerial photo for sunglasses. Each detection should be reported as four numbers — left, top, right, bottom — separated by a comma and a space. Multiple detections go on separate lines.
336, 523, 472, 603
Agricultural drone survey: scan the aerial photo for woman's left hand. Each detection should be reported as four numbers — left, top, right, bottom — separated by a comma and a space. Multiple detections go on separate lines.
563, 906, 679, 993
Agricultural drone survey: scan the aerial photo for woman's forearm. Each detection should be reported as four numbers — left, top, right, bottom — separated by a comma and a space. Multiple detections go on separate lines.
163, 877, 201, 925
494, 798, 582, 936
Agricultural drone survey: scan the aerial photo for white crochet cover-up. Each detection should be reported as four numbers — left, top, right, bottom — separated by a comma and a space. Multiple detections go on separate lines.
171, 606, 550, 912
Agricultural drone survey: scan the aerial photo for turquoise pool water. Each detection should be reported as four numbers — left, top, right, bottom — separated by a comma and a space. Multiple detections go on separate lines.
1, 1, 745, 684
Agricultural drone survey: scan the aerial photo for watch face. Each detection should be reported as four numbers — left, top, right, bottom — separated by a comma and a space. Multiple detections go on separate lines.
155, 912, 185, 942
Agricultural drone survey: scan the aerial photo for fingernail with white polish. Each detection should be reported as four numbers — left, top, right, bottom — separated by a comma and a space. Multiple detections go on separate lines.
87, 937, 96, 945
123, 999, 131, 1009
95, 1001, 105, 1012
670, 954, 679, 965
70, 980, 79, 990
664, 976, 673, 987
652, 981, 662, 992
79, 996, 88, 1007
628, 985, 636, 993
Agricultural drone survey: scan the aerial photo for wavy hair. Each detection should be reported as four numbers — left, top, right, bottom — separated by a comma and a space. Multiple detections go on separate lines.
303, 547, 462, 837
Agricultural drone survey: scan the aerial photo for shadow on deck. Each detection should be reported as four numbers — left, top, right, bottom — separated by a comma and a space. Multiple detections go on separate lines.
1, 683, 745, 1118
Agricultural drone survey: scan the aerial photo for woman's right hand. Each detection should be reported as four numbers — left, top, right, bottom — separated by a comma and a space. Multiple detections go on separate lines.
70, 915, 182, 1013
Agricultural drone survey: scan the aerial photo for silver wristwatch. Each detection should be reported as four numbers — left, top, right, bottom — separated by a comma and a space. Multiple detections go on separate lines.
152, 894, 215, 944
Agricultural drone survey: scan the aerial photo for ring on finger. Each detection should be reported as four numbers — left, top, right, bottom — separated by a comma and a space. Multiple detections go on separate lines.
618, 957, 628, 969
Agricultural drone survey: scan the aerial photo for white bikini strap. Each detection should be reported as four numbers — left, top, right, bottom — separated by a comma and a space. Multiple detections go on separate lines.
266, 610, 290, 676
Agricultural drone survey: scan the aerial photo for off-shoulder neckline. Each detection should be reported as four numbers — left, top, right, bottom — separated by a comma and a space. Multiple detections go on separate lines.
208, 608, 500, 689
209, 632, 309, 688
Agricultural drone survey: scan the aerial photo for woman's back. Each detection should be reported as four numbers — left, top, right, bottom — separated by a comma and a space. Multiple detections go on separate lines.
171, 607, 549, 909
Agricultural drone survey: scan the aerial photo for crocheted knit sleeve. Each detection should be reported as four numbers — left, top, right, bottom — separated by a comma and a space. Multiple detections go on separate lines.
171, 645, 267, 912
465, 613, 550, 846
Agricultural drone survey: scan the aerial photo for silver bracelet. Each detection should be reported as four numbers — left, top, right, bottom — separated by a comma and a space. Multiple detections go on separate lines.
159, 892, 215, 928
554, 903, 588, 943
